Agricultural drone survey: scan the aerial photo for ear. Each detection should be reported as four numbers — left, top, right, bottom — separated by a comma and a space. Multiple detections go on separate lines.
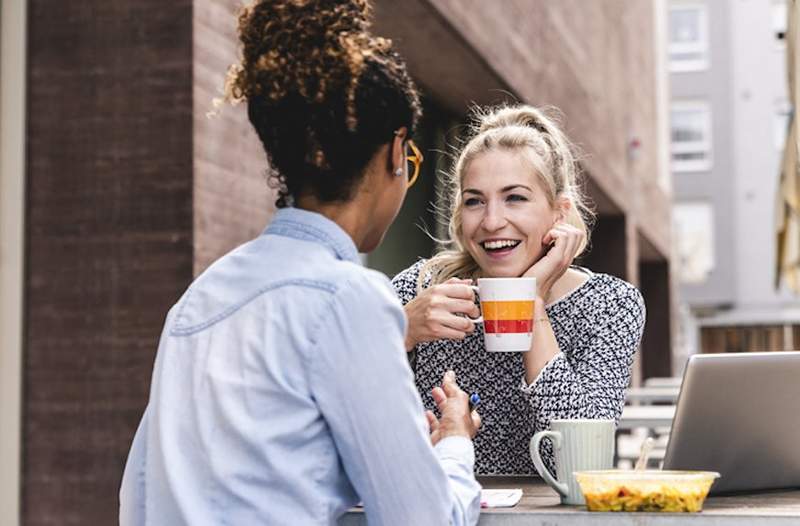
554, 195, 571, 222
390, 127, 408, 177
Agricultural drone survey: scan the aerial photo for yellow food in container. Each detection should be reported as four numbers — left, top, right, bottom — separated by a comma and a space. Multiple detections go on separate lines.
574, 470, 720, 512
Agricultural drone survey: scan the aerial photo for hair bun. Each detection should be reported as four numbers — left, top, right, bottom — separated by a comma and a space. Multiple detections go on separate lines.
476, 105, 553, 135
225, 0, 391, 124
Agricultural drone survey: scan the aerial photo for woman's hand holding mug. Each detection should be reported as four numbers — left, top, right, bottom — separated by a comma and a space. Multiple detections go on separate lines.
403, 278, 480, 350
523, 222, 585, 301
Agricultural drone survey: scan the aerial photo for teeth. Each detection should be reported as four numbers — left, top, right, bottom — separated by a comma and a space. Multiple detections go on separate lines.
483, 239, 520, 250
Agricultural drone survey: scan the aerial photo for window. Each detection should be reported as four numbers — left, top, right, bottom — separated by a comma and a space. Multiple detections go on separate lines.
773, 98, 792, 151
673, 202, 715, 284
671, 101, 713, 171
669, 4, 709, 72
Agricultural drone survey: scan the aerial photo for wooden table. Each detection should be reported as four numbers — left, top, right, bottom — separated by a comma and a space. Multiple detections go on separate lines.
618, 405, 676, 430
340, 476, 800, 525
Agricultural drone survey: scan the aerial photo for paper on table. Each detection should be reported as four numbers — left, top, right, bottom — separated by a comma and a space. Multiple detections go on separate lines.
480, 488, 523, 508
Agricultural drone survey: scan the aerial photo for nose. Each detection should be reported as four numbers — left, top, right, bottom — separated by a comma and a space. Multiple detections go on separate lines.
481, 201, 508, 232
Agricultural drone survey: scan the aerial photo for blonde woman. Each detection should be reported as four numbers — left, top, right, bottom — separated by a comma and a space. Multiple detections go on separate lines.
391, 104, 645, 476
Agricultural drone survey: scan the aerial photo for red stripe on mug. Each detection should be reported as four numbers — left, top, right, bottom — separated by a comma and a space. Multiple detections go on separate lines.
484, 319, 533, 334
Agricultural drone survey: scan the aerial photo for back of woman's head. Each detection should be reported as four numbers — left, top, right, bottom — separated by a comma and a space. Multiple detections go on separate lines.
224, 0, 422, 207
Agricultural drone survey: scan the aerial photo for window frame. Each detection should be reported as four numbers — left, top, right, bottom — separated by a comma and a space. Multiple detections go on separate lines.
668, 3, 710, 72
671, 100, 714, 172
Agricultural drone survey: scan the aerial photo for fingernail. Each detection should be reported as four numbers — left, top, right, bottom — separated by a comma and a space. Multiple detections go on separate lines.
445, 370, 456, 381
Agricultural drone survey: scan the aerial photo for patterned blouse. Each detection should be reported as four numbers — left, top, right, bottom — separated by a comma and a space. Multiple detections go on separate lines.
391, 260, 646, 476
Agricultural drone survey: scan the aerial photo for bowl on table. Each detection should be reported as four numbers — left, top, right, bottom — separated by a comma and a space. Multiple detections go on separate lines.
574, 470, 720, 512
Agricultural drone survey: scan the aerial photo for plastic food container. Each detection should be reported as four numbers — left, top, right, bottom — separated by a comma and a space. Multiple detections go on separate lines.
574, 470, 720, 512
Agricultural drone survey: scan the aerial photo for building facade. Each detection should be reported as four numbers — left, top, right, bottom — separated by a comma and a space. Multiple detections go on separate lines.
1, 1, 672, 524
669, 0, 800, 359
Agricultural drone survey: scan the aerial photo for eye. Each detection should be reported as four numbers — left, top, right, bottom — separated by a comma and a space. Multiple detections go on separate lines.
464, 197, 483, 207
506, 194, 528, 203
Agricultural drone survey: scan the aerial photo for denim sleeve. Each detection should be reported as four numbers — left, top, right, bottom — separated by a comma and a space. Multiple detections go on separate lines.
309, 271, 481, 526
119, 412, 148, 526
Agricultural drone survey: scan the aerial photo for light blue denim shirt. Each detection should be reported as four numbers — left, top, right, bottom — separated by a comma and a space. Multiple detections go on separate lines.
119, 207, 481, 525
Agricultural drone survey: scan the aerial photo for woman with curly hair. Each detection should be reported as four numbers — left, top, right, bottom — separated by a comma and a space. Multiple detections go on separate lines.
392, 104, 646, 477
120, 1, 481, 524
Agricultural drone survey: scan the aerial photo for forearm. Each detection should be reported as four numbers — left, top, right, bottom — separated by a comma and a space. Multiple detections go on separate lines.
521, 286, 644, 428
523, 355, 626, 419
522, 297, 560, 384
403, 300, 420, 351
405, 331, 416, 352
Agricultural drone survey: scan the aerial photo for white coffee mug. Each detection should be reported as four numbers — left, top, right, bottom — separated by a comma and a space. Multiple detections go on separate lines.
470, 277, 536, 352
530, 419, 615, 505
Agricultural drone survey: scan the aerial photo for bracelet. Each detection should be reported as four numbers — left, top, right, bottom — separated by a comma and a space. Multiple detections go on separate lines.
535, 316, 550, 324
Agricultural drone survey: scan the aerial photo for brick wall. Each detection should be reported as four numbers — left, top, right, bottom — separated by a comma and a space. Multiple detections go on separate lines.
24, 1, 272, 524
25, 1, 194, 523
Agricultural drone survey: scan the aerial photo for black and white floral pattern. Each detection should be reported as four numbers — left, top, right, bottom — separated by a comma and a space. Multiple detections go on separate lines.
391, 260, 645, 476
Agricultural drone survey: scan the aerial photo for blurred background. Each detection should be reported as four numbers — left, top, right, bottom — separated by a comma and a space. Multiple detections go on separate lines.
1, 0, 797, 524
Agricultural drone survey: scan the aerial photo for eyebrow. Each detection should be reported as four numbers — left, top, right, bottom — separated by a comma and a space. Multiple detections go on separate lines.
462, 184, 533, 195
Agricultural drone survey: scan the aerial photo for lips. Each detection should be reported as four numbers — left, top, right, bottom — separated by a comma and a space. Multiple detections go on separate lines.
479, 239, 522, 263
481, 239, 521, 250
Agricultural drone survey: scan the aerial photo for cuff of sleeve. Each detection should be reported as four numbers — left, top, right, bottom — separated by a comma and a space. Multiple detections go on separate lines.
434, 436, 475, 466
520, 352, 564, 393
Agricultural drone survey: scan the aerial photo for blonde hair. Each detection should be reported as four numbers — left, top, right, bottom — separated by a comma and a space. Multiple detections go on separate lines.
419, 104, 594, 289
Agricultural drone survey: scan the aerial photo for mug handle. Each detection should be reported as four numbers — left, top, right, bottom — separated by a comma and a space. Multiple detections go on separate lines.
530, 430, 569, 498
468, 285, 482, 323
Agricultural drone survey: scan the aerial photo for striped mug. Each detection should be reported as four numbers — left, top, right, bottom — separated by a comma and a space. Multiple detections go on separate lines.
470, 277, 536, 352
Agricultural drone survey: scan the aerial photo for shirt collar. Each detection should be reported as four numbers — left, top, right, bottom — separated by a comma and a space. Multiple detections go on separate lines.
264, 207, 360, 264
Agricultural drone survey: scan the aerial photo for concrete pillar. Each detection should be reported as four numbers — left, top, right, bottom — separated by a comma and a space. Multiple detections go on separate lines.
1, 1, 28, 524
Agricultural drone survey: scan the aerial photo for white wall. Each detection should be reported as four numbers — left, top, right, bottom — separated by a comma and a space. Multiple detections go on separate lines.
655, 0, 673, 196
730, 0, 797, 310
0, 1, 26, 524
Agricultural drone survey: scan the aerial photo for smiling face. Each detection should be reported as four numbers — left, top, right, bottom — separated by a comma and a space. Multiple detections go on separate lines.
459, 148, 561, 278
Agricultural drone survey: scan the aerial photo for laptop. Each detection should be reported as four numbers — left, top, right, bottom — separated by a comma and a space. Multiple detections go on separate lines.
662, 351, 800, 495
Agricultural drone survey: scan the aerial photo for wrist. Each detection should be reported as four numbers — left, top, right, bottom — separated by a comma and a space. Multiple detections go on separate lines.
534, 295, 549, 313
439, 428, 471, 440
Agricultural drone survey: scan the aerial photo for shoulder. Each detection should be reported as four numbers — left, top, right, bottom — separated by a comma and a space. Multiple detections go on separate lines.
390, 259, 428, 303
329, 262, 406, 320
391, 259, 427, 285
575, 270, 643, 306
310, 264, 408, 365
595, 273, 643, 308
579, 272, 646, 331
553, 270, 644, 323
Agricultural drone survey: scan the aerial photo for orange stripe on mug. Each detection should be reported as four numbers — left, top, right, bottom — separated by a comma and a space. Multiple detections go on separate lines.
480, 300, 535, 321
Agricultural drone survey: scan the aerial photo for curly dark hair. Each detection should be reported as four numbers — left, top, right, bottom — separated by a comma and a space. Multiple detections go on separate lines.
224, 0, 422, 207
